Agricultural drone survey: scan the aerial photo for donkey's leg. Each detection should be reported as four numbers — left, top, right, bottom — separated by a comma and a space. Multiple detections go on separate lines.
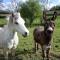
35, 42, 39, 52
34, 41, 37, 52
42, 46, 45, 60
46, 48, 50, 60
37, 43, 39, 50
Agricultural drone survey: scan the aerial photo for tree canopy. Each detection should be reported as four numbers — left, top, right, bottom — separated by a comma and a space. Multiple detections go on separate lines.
20, 0, 42, 26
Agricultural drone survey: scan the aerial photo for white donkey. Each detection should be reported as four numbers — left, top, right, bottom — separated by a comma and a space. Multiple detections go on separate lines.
0, 12, 29, 60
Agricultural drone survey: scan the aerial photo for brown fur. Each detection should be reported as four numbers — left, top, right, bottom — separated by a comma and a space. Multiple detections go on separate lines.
33, 11, 57, 60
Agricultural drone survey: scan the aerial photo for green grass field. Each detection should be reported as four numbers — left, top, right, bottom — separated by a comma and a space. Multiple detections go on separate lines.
0, 17, 60, 60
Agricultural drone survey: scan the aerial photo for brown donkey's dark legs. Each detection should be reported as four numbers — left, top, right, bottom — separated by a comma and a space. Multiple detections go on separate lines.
42, 46, 45, 60
35, 42, 39, 52
46, 48, 50, 60
37, 43, 39, 50
34, 41, 37, 52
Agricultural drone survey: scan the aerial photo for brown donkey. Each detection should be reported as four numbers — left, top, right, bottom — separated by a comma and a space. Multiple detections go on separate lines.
33, 11, 57, 60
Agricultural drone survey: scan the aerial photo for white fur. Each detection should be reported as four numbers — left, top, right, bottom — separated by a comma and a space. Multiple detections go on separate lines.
0, 12, 29, 60
43, 45, 51, 50
47, 27, 53, 31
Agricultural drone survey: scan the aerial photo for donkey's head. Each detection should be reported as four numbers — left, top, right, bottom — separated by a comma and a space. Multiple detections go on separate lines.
6, 12, 29, 37
44, 20, 55, 35
43, 11, 57, 35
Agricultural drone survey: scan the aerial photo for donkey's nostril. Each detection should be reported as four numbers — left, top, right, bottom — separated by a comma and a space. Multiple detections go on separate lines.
47, 30, 51, 33
47, 30, 53, 33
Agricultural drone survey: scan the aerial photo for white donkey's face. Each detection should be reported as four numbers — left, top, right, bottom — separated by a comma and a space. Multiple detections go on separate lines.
10, 12, 29, 37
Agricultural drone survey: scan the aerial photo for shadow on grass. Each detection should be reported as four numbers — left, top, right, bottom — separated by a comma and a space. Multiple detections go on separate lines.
50, 52, 60, 59
15, 48, 60, 60
0, 50, 60, 60
16, 48, 35, 55
0, 24, 5, 27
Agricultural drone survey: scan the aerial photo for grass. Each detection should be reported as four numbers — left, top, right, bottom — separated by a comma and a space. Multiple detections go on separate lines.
0, 17, 60, 60
0, 18, 7, 27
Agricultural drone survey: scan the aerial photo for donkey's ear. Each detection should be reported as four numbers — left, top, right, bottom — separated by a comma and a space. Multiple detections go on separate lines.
43, 11, 47, 21
51, 11, 57, 21
12, 13, 15, 17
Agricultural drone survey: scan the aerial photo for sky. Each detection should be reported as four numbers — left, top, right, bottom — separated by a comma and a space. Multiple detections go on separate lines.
0, 0, 60, 11
3, 0, 9, 3
2, 0, 60, 5
3, 0, 27, 3
0, 0, 27, 11
40, 0, 60, 10
3, 0, 60, 8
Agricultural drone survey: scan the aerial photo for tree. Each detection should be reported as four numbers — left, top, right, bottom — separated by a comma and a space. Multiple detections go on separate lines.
20, 0, 42, 26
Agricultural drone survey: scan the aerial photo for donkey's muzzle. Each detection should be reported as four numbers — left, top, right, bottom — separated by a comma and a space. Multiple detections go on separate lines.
47, 27, 53, 32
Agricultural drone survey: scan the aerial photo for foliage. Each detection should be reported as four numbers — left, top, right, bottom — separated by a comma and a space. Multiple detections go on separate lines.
50, 6, 60, 11
20, 0, 42, 26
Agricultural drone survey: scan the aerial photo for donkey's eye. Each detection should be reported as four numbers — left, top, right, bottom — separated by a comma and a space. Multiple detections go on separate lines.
15, 22, 18, 25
